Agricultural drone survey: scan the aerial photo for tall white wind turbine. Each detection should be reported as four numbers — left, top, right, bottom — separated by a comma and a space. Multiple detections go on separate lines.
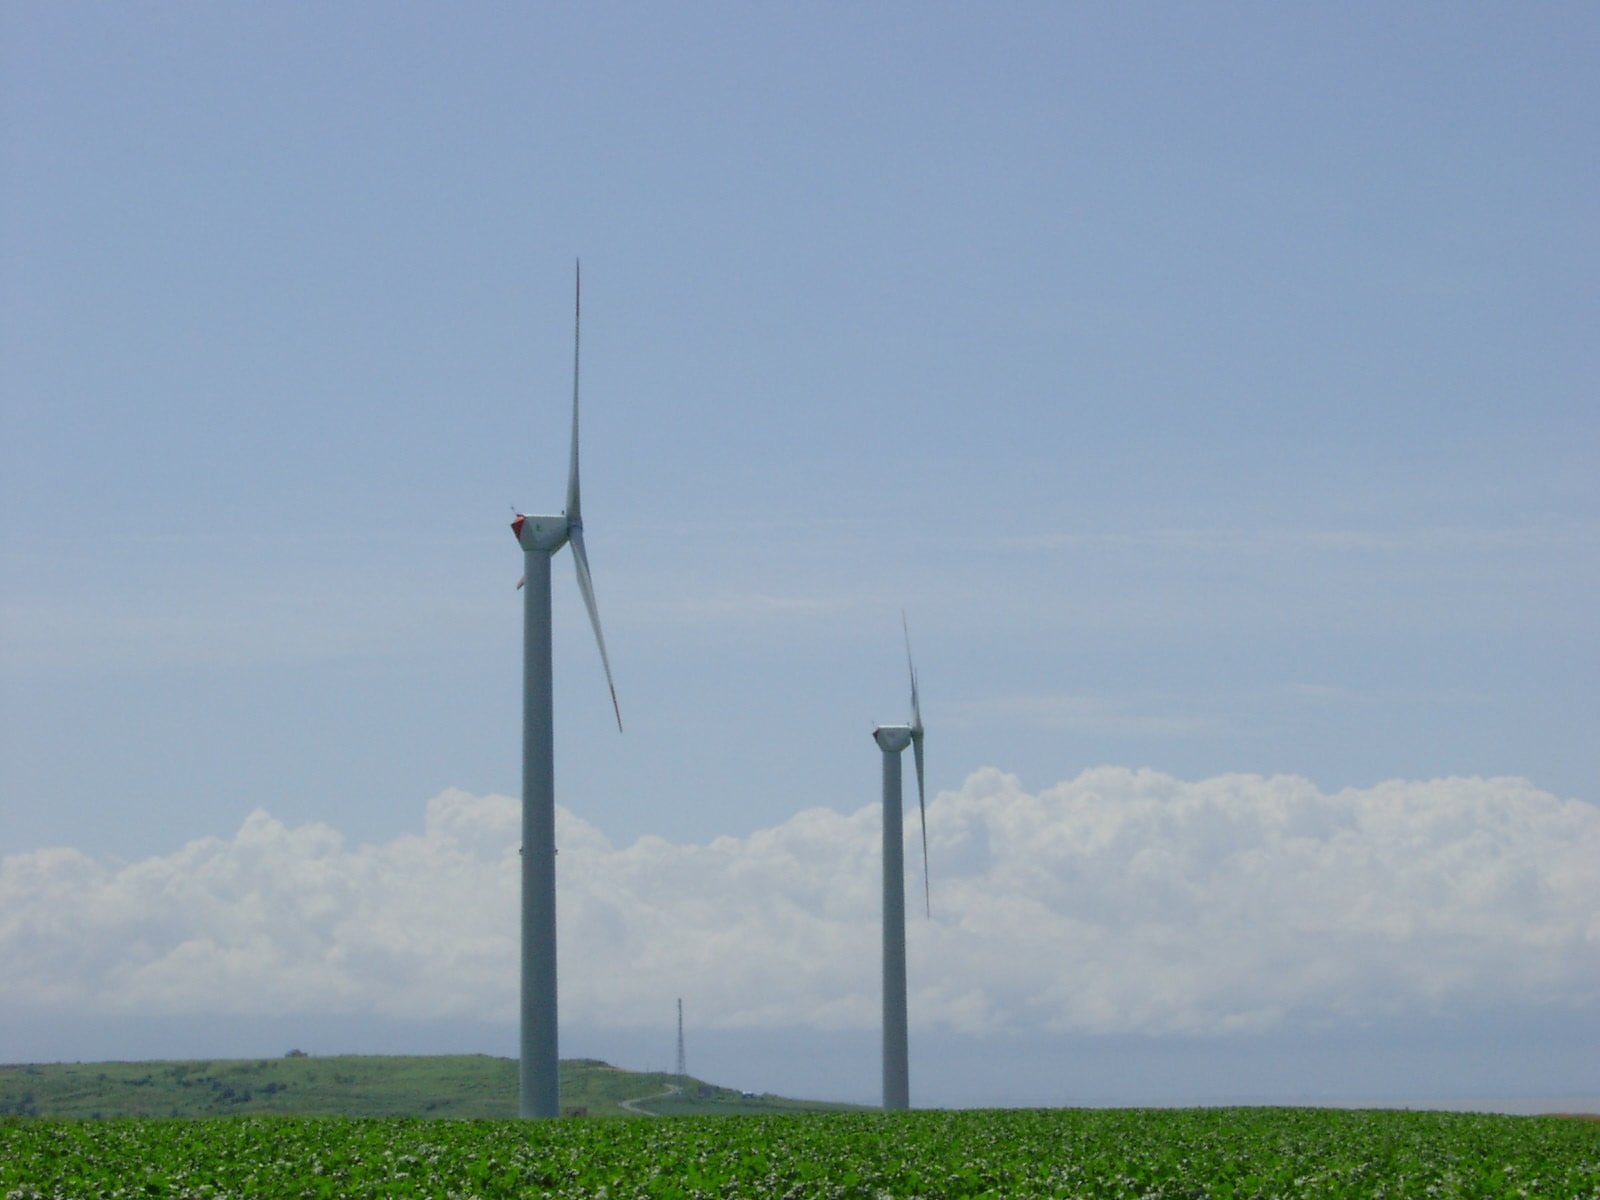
509, 262, 621, 1118
871, 616, 928, 1112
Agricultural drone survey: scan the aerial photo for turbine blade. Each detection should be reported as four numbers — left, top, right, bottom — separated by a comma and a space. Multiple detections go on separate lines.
903, 611, 922, 736
566, 260, 582, 523
903, 613, 928, 916
912, 730, 929, 918
568, 525, 622, 731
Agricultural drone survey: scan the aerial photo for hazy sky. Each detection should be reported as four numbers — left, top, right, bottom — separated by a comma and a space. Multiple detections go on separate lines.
2, 4, 1596, 1108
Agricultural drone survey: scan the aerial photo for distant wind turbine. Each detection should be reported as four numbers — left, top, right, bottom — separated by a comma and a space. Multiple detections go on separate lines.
871, 615, 929, 1112
509, 262, 621, 1118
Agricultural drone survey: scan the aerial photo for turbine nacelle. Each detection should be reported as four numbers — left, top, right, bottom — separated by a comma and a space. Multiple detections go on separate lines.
873, 724, 914, 754
512, 512, 573, 554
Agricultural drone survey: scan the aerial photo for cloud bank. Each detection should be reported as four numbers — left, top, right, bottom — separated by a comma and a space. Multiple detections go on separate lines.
3, 770, 1595, 1043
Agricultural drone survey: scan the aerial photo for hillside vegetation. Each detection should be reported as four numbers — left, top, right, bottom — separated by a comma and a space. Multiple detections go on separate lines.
0, 1055, 859, 1119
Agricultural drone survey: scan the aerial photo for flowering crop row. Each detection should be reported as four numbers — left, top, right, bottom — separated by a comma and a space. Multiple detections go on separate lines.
3, 1106, 1597, 1199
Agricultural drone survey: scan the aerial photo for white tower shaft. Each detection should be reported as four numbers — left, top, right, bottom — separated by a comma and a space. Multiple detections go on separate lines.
880, 745, 910, 1111
520, 548, 559, 1118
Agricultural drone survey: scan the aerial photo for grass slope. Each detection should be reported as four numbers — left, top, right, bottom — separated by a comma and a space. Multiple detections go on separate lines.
0, 1055, 860, 1120
559, 1059, 862, 1118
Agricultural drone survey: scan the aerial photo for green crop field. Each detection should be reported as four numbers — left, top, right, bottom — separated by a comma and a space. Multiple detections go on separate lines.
3, 1107, 1597, 1198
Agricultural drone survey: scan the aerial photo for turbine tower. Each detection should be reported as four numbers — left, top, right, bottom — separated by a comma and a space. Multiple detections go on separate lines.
510, 262, 621, 1118
871, 616, 928, 1112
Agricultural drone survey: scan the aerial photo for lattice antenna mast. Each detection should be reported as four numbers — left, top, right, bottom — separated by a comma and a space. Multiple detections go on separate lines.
675, 998, 687, 1085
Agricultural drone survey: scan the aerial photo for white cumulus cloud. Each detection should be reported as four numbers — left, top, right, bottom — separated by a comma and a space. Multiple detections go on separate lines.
2, 771, 1595, 1040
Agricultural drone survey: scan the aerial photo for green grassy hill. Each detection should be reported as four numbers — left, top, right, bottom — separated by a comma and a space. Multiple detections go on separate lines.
0, 1055, 861, 1120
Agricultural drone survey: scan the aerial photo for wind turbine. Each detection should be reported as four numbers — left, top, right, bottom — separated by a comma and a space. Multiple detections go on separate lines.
871, 615, 928, 1112
509, 261, 621, 1118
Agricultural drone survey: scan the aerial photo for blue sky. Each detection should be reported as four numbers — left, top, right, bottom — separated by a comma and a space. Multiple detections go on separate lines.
2, 4, 1596, 1108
